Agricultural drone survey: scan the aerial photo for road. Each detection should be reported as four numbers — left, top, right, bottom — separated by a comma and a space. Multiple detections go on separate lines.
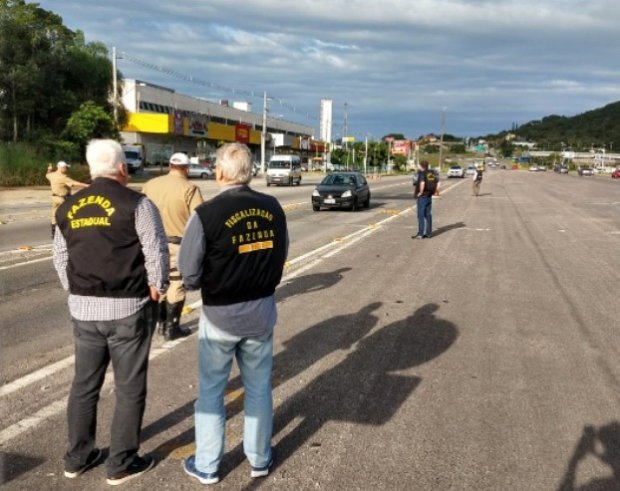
1, 169, 619, 489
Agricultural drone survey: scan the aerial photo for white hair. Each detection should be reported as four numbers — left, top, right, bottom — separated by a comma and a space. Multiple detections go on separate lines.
85, 139, 125, 179
216, 143, 253, 184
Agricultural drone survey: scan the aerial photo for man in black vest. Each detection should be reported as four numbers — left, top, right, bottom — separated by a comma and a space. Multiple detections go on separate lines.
178, 142, 288, 485
413, 160, 439, 239
53, 139, 169, 485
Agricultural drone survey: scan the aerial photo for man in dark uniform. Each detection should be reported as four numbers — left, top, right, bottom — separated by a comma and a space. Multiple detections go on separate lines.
413, 160, 439, 239
178, 142, 288, 485
53, 139, 168, 486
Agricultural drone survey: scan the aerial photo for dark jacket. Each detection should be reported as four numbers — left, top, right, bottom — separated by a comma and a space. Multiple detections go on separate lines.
194, 185, 288, 306
56, 178, 149, 298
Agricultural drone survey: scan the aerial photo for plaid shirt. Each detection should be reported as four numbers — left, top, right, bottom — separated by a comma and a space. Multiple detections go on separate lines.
53, 196, 169, 321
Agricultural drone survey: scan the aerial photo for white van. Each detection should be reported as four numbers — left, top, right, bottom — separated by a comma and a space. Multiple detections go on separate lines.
122, 145, 145, 174
266, 155, 302, 186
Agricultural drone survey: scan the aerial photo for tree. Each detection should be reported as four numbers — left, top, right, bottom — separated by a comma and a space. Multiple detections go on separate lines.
63, 101, 116, 155
0, 0, 115, 143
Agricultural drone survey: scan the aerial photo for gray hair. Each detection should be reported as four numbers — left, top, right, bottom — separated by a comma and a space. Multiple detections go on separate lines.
215, 143, 252, 184
86, 139, 126, 179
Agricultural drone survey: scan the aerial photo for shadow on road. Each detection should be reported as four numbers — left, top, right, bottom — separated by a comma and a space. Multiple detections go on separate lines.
431, 221, 466, 238
0, 453, 45, 485
146, 302, 383, 464
558, 422, 620, 491
276, 267, 351, 302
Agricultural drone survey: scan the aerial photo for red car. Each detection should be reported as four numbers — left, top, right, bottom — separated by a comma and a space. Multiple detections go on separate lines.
612, 168, 620, 179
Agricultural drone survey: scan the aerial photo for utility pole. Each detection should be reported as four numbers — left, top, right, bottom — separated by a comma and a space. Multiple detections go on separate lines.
438, 106, 446, 173
343, 102, 348, 149
261, 91, 267, 173
112, 46, 118, 128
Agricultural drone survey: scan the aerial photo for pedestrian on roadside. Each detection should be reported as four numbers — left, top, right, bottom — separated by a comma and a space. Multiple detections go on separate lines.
142, 152, 204, 341
46, 160, 88, 238
178, 142, 288, 485
472, 164, 484, 196
52, 139, 169, 486
412, 160, 439, 239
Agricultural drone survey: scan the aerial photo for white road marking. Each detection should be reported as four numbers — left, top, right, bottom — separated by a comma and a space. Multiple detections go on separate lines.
0, 177, 462, 444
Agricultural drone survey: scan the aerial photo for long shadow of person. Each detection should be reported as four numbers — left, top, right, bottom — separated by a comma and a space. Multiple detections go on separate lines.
226, 303, 458, 485
147, 302, 383, 459
276, 267, 351, 302
431, 221, 466, 238
558, 422, 620, 490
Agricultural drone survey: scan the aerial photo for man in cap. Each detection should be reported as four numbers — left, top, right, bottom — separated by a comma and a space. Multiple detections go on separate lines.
142, 152, 204, 340
46, 160, 88, 238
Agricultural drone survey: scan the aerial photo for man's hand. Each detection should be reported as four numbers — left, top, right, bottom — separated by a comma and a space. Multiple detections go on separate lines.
149, 286, 160, 301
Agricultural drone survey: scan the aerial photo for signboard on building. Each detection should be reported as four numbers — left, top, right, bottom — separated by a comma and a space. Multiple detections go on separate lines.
235, 123, 250, 143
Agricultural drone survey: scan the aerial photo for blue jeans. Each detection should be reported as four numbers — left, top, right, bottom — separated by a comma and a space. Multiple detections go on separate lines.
194, 313, 273, 473
65, 303, 155, 477
417, 196, 433, 236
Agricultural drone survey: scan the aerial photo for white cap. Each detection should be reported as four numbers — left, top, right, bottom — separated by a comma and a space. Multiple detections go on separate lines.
169, 153, 190, 166
57, 161, 69, 168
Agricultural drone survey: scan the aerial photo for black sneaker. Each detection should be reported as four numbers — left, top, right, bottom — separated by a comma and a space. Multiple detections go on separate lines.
250, 453, 273, 478
64, 448, 104, 478
183, 455, 220, 484
106, 455, 155, 486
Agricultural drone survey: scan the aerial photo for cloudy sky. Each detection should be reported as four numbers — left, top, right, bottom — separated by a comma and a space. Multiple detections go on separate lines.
36, 0, 620, 140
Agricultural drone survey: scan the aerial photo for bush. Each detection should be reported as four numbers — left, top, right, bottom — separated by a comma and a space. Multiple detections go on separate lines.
0, 143, 90, 187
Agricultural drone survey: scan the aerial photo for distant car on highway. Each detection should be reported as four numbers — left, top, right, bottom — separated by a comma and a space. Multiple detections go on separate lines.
447, 165, 465, 178
554, 165, 569, 174
611, 168, 620, 179
528, 165, 538, 172
537, 165, 547, 172
578, 167, 594, 176
465, 164, 476, 176
187, 162, 214, 179
311, 172, 370, 211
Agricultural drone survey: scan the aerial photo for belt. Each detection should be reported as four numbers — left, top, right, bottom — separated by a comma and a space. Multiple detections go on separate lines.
167, 236, 182, 244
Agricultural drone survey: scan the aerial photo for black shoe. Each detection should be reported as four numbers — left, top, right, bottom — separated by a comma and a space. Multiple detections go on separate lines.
423, 235, 431, 239
164, 325, 192, 341
64, 448, 104, 478
106, 455, 155, 486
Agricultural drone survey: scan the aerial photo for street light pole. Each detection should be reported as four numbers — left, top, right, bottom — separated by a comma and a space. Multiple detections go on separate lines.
438, 106, 446, 174
112, 46, 118, 128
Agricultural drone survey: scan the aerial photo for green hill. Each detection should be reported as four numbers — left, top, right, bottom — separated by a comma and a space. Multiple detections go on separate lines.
489, 101, 620, 152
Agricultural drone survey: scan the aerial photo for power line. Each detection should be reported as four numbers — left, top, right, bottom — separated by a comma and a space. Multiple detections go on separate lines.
116, 50, 318, 123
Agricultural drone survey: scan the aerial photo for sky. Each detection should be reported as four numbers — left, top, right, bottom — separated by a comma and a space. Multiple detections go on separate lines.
35, 0, 620, 141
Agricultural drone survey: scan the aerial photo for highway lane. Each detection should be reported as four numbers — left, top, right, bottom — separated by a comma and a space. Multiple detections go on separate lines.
0, 174, 425, 384
2, 169, 619, 489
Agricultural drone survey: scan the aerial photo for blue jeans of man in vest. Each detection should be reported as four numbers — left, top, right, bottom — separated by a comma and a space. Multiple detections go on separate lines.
416, 195, 433, 237
193, 314, 274, 474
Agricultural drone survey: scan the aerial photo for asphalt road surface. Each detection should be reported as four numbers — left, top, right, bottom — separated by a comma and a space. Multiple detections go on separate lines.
1, 169, 619, 490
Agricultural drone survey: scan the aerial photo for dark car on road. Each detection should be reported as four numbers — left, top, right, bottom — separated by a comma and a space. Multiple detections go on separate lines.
311, 172, 370, 211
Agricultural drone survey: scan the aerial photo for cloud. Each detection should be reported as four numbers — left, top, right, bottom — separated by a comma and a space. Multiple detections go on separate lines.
36, 0, 620, 137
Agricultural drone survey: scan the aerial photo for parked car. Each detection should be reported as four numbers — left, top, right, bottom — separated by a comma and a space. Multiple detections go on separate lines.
528, 165, 538, 172
447, 165, 465, 178
311, 172, 370, 211
611, 168, 620, 179
554, 165, 569, 174
578, 167, 594, 176
187, 162, 214, 179
252, 161, 261, 176
537, 165, 547, 172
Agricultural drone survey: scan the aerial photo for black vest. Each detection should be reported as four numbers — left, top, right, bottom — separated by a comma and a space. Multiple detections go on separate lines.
195, 186, 288, 306
417, 169, 438, 197
56, 178, 149, 298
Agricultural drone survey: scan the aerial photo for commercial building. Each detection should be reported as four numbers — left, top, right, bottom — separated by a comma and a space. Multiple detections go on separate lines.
119, 79, 326, 165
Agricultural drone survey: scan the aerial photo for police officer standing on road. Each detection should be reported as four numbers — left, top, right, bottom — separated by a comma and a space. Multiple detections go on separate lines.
178, 142, 288, 485
53, 139, 168, 485
413, 160, 439, 239
142, 152, 204, 341
46, 160, 88, 238
472, 163, 484, 197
